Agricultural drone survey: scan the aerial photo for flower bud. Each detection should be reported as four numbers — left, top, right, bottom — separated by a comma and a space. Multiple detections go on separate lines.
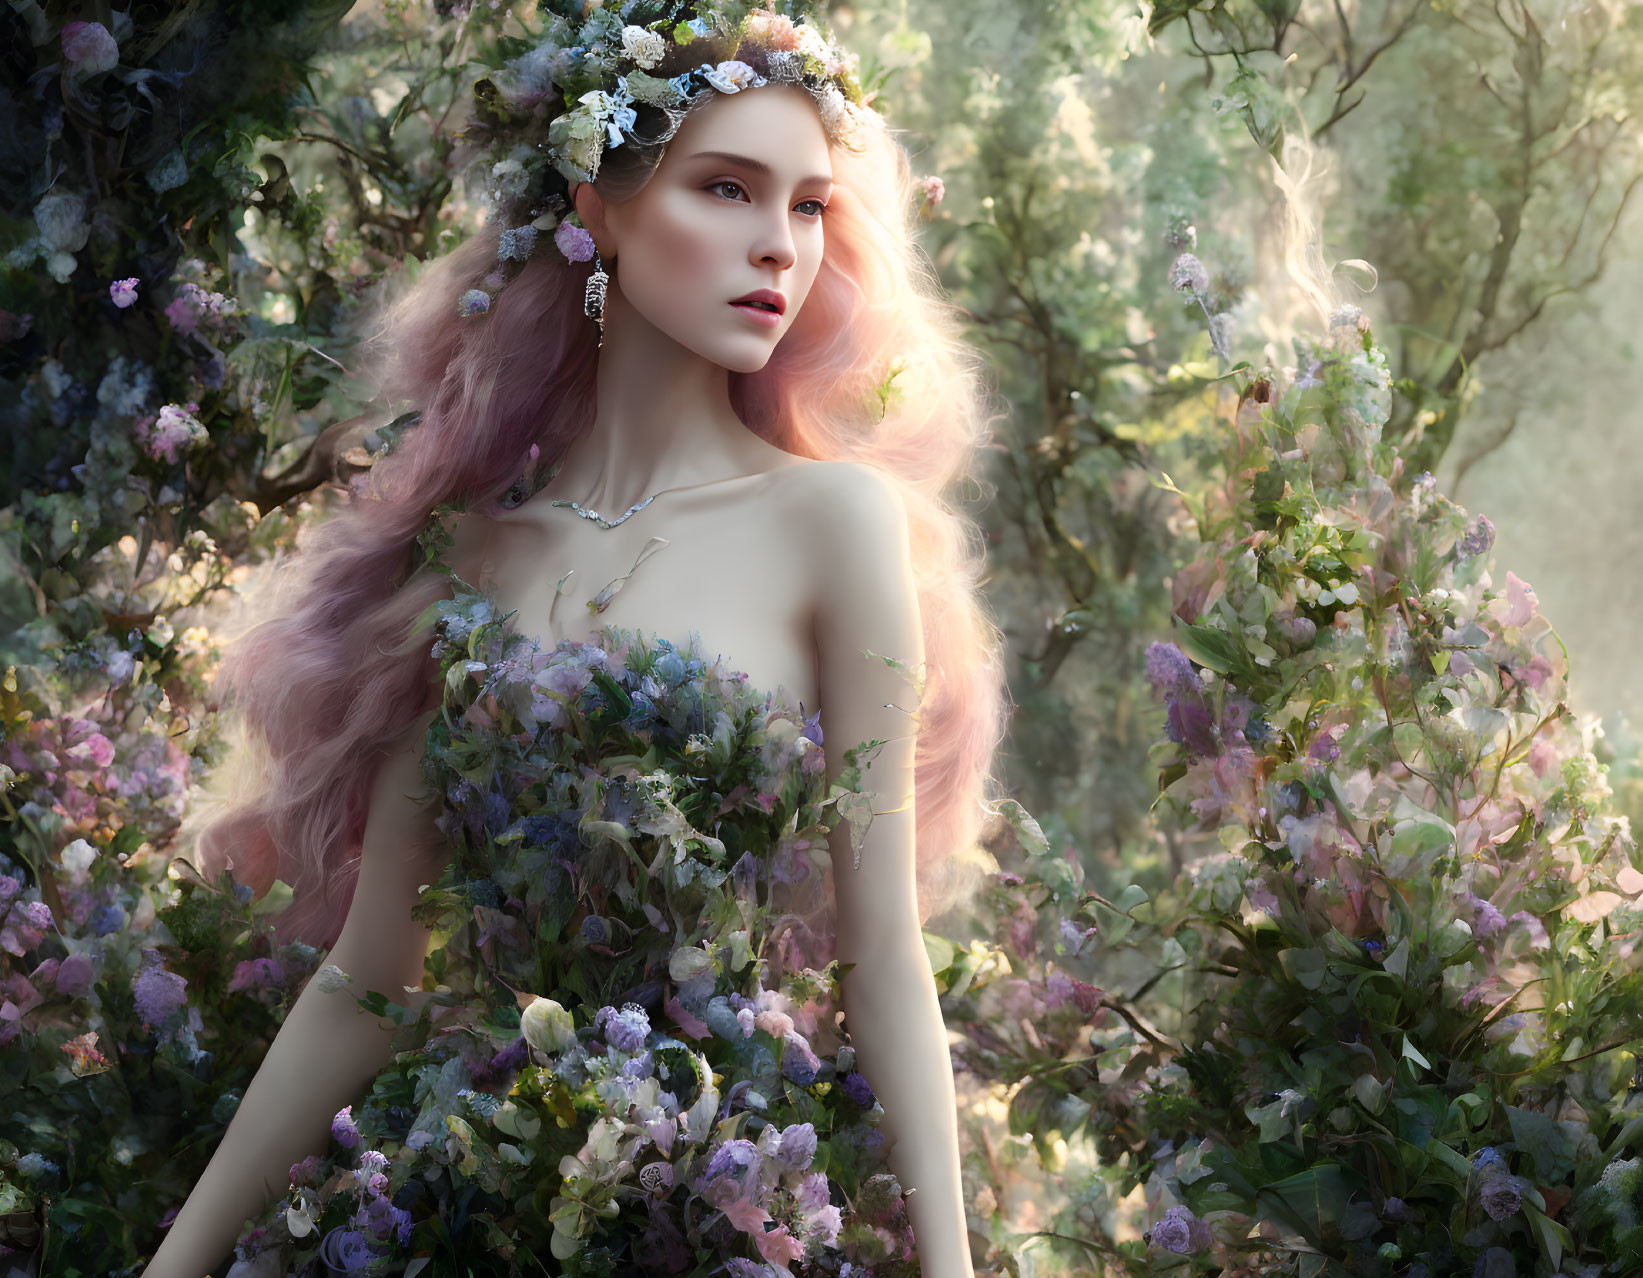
521, 996, 576, 1054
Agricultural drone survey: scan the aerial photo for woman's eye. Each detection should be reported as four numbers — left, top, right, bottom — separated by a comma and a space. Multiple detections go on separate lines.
708, 182, 827, 217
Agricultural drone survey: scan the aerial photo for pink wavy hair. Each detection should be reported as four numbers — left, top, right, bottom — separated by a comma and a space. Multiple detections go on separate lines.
188, 62, 1013, 951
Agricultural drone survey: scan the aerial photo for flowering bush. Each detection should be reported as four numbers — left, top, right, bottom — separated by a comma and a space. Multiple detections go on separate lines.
942, 293, 1643, 1273
1126, 297, 1643, 1270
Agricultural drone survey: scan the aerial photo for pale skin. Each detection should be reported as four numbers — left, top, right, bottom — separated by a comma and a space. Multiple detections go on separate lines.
143, 84, 975, 1277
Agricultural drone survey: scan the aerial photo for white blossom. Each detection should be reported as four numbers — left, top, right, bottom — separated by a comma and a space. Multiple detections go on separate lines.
620, 24, 665, 69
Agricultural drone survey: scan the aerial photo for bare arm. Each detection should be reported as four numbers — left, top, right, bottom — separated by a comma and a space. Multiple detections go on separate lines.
805, 462, 976, 1278
143, 513, 496, 1278
141, 707, 451, 1278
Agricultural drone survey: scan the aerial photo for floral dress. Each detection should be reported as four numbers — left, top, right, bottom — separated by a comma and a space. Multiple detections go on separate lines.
230, 507, 918, 1278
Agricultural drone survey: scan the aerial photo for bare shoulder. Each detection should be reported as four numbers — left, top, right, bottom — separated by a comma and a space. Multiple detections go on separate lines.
780, 460, 914, 619
786, 462, 922, 743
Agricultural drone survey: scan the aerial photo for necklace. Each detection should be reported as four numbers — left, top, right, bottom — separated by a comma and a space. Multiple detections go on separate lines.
549, 492, 663, 529
525, 465, 792, 530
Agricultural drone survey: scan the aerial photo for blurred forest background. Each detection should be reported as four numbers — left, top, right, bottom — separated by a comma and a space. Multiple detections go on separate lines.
5, 0, 1643, 1274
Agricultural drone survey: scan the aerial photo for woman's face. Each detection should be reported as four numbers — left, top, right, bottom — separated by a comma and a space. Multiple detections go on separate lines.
579, 83, 834, 373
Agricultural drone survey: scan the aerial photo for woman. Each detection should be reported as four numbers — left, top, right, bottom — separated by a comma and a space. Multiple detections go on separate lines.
145, 4, 1011, 1275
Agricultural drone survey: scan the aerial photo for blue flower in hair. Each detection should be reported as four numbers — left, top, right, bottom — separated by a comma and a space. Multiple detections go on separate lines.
497, 226, 539, 262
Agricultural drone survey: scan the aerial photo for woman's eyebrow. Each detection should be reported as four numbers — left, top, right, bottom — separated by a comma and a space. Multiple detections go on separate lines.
685, 149, 833, 187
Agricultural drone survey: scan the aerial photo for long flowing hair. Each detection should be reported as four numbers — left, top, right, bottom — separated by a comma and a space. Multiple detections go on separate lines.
189, 48, 1012, 950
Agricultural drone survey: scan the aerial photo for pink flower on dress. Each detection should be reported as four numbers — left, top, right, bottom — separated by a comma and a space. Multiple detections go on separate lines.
753, 1223, 805, 1266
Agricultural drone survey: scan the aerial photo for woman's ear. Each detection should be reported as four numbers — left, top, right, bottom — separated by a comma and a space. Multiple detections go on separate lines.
572, 181, 614, 258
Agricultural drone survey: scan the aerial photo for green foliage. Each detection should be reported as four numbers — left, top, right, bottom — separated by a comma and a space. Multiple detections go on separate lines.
948, 297, 1643, 1272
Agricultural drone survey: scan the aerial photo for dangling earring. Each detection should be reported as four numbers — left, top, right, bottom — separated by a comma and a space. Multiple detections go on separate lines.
584, 250, 610, 348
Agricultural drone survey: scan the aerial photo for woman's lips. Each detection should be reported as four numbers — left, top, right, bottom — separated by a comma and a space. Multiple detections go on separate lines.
729, 301, 782, 328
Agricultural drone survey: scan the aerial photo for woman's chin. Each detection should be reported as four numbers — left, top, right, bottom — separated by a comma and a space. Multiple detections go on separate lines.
701, 337, 778, 375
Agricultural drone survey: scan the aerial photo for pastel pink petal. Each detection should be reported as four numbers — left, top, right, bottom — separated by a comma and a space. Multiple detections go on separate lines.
720, 1197, 769, 1235
754, 1224, 805, 1265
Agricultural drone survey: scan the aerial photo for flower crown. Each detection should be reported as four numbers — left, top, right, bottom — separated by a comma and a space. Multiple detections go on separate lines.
455, 0, 878, 317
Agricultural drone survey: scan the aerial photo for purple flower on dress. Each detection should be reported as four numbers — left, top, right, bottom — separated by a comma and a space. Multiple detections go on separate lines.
841, 1071, 875, 1106
472, 1035, 529, 1087
227, 956, 287, 993
356, 1149, 390, 1177
331, 1105, 361, 1151
701, 1137, 761, 1191
795, 1170, 830, 1211
319, 1226, 381, 1275
555, 220, 597, 263
597, 1002, 651, 1053
781, 1031, 821, 1085
109, 277, 140, 308
775, 1122, 817, 1172
622, 1052, 654, 1079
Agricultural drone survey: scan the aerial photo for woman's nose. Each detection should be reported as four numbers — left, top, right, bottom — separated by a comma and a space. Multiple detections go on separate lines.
752, 218, 797, 269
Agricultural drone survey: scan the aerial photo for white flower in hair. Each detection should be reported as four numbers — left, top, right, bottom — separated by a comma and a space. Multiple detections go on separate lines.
579, 89, 616, 118
621, 24, 666, 69
815, 83, 848, 134
702, 59, 764, 94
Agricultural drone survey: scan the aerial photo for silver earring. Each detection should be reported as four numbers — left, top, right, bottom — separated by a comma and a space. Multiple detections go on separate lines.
584, 251, 609, 347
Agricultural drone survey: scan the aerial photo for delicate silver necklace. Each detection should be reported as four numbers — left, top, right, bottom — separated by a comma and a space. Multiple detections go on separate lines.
549, 491, 663, 529
536, 467, 779, 530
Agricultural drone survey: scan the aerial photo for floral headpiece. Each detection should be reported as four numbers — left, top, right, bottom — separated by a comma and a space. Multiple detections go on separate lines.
454, 0, 877, 317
